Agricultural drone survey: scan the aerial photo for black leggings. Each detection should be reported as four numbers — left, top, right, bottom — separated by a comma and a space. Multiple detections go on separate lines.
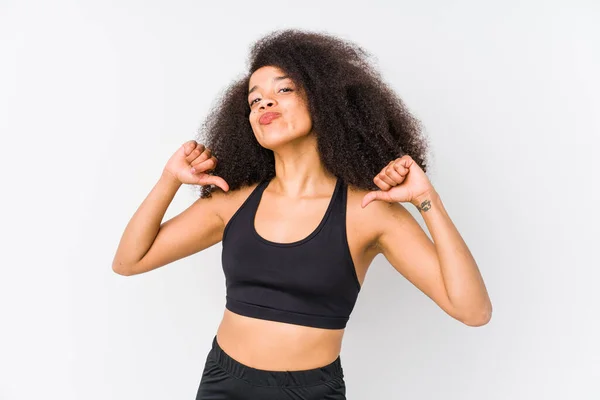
195, 336, 347, 399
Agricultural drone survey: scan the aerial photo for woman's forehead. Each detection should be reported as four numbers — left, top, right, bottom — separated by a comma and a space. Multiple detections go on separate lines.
248, 66, 290, 89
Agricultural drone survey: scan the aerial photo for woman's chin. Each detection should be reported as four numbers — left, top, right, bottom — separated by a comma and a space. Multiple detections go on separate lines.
259, 140, 287, 151
257, 133, 298, 150
254, 127, 313, 150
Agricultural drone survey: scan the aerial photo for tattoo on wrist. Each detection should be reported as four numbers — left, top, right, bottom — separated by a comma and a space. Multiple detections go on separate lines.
415, 199, 432, 212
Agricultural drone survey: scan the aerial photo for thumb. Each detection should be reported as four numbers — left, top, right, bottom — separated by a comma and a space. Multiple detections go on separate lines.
362, 190, 387, 208
199, 175, 230, 192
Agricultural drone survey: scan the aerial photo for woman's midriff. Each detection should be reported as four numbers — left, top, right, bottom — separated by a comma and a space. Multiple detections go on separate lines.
215, 309, 345, 371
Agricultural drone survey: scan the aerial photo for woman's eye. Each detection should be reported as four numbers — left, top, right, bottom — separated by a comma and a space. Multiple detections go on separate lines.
249, 88, 292, 106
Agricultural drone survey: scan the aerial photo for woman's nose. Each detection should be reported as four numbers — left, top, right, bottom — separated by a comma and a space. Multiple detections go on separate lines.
259, 99, 276, 109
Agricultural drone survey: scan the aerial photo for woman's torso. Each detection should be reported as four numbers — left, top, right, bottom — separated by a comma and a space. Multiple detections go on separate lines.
213, 177, 380, 371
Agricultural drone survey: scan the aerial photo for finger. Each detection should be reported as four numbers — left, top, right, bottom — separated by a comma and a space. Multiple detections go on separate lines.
191, 156, 217, 173
376, 161, 399, 186
191, 148, 212, 167
378, 173, 396, 187
185, 145, 201, 163
383, 164, 404, 185
182, 140, 198, 156
199, 175, 229, 192
186, 144, 205, 163
397, 156, 414, 170
392, 161, 410, 177
373, 175, 392, 191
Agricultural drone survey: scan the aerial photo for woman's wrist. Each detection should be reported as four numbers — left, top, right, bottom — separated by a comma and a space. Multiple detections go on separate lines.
411, 189, 439, 212
160, 169, 183, 187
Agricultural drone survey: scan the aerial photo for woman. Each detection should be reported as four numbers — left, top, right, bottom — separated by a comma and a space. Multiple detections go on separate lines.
112, 30, 492, 399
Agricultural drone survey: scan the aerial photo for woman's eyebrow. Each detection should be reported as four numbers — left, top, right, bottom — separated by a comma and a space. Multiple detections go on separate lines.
248, 75, 291, 95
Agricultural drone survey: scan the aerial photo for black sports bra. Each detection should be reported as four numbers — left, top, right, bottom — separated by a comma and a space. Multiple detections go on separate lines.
221, 177, 361, 329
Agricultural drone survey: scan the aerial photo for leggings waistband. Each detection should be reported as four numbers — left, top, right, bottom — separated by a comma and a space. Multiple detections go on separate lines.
209, 336, 344, 387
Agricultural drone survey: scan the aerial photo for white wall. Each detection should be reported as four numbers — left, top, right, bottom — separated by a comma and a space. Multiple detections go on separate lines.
1, 0, 598, 399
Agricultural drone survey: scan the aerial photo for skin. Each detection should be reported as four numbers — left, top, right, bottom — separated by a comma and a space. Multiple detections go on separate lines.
112, 65, 491, 372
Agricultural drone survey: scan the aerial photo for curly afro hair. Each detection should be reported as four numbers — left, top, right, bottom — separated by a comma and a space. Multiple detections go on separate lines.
196, 29, 429, 198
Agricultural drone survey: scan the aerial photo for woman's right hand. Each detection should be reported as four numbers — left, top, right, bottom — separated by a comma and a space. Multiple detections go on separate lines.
163, 140, 229, 191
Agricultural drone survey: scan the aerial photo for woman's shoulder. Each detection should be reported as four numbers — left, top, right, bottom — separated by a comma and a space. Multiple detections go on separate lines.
211, 181, 262, 225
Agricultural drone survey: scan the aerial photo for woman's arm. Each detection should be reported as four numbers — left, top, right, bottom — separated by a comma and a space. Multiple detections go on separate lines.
362, 155, 492, 326
111, 171, 224, 276
112, 172, 182, 274
112, 141, 229, 276
375, 191, 492, 326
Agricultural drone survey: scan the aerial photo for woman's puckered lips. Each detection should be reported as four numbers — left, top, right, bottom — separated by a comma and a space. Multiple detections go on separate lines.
259, 112, 281, 125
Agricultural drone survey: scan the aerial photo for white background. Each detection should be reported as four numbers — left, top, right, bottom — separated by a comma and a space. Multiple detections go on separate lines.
1, 0, 599, 399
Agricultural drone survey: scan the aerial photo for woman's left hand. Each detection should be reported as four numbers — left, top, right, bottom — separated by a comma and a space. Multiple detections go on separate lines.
361, 155, 435, 208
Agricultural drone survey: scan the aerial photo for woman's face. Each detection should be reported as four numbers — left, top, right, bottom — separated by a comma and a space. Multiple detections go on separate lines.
248, 66, 313, 150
